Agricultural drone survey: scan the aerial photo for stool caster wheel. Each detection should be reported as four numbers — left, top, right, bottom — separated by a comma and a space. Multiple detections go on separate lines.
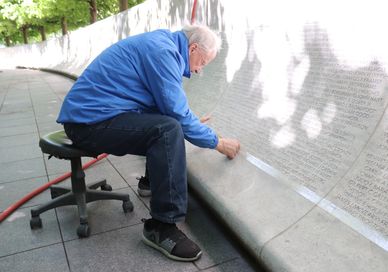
123, 200, 134, 213
30, 216, 42, 229
77, 223, 90, 238
101, 184, 112, 191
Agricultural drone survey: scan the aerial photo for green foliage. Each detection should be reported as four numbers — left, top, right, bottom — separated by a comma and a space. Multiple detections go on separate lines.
0, 0, 39, 27
0, 0, 144, 46
95, 0, 144, 20
39, 0, 89, 28
97, 0, 120, 19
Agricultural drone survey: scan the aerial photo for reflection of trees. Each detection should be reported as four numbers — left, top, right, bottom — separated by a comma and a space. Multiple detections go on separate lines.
188, 21, 387, 200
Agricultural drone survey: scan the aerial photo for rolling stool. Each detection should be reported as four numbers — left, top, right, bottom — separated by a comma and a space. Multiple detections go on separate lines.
30, 130, 133, 237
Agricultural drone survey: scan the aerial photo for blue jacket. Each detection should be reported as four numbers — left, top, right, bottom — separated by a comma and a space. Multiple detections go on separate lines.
57, 30, 218, 149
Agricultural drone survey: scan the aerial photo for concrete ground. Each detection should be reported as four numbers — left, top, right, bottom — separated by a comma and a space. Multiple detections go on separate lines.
0, 69, 263, 272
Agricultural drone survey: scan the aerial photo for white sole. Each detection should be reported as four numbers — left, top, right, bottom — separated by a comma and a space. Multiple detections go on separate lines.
137, 188, 151, 197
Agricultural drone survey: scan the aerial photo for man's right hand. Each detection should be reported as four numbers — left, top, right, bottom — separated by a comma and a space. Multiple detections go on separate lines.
215, 138, 240, 159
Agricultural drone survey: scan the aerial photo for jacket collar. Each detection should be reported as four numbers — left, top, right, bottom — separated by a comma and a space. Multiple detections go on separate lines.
172, 31, 191, 78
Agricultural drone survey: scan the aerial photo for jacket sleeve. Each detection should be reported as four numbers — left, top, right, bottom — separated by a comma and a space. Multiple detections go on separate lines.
142, 49, 218, 149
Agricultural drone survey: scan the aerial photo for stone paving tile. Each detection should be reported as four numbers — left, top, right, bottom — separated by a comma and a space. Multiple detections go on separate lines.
0, 123, 37, 137
28, 82, 53, 90
2, 86, 28, 92
108, 156, 147, 185
0, 243, 69, 272
64, 224, 198, 272
132, 190, 256, 270
131, 185, 151, 209
0, 176, 51, 212
30, 88, 58, 94
179, 204, 243, 270
0, 143, 42, 164
43, 153, 73, 176
0, 111, 35, 122
0, 116, 36, 129
47, 81, 74, 93
2, 92, 31, 99
0, 157, 46, 184
31, 101, 61, 110
48, 160, 131, 194
0, 207, 61, 257
84, 160, 130, 188
35, 113, 58, 125
1, 104, 33, 114
33, 107, 61, 118
0, 132, 39, 148
44, 154, 99, 177
30, 96, 60, 105
201, 257, 257, 272
56, 187, 149, 241
131, 186, 201, 213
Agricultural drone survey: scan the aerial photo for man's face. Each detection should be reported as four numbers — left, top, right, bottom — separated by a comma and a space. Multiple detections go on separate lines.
188, 43, 216, 74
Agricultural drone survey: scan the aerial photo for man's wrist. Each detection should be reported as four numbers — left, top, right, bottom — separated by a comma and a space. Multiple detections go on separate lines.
216, 136, 223, 151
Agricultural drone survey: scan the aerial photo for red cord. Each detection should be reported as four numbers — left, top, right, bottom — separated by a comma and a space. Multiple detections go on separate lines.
191, 0, 198, 24
0, 153, 108, 223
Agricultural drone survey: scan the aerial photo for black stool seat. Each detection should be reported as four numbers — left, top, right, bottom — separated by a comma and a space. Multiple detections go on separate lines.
30, 130, 133, 238
39, 130, 98, 158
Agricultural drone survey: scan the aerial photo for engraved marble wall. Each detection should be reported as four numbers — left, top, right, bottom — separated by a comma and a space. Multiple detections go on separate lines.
330, 109, 388, 236
184, 0, 388, 243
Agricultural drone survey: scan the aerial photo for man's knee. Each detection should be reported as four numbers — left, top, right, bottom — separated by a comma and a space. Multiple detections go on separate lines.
158, 116, 183, 137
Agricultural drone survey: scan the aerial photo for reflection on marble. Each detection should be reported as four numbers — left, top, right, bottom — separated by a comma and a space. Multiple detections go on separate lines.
185, 3, 388, 250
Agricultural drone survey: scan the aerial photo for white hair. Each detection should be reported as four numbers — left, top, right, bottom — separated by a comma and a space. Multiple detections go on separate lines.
182, 24, 222, 54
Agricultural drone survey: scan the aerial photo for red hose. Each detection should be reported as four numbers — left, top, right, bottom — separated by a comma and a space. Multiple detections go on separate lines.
0, 153, 108, 223
191, 0, 198, 24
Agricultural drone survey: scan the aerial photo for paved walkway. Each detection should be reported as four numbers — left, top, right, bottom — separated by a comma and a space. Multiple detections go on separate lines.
0, 69, 261, 272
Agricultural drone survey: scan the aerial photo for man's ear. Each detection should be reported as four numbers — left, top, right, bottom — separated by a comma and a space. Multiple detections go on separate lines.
189, 43, 198, 53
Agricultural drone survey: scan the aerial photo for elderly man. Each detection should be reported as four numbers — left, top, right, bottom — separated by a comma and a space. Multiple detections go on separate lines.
57, 25, 240, 261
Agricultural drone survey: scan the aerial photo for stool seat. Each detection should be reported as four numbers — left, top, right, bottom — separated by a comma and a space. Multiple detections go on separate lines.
39, 130, 99, 158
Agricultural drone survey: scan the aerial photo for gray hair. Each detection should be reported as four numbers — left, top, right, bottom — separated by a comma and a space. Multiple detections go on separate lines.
182, 24, 222, 54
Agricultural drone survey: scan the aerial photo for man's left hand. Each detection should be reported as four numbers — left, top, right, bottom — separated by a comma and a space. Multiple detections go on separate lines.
200, 115, 211, 123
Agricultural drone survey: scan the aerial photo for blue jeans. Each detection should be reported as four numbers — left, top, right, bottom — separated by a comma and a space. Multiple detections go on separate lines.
64, 112, 187, 223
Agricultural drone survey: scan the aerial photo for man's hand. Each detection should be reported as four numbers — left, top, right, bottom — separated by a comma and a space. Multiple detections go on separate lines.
215, 138, 240, 159
200, 115, 211, 123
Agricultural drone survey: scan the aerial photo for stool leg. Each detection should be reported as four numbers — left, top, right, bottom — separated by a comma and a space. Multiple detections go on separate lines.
70, 158, 87, 193
87, 179, 107, 190
75, 192, 90, 237
85, 190, 133, 213
30, 192, 76, 229
70, 158, 91, 238
50, 185, 71, 199
31, 193, 76, 217
75, 193, 88, 224
85, 190, 129, 202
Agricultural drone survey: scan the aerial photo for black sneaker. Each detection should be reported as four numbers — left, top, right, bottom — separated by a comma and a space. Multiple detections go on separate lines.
142, 218, 202, 262
137, 176, 151, 197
